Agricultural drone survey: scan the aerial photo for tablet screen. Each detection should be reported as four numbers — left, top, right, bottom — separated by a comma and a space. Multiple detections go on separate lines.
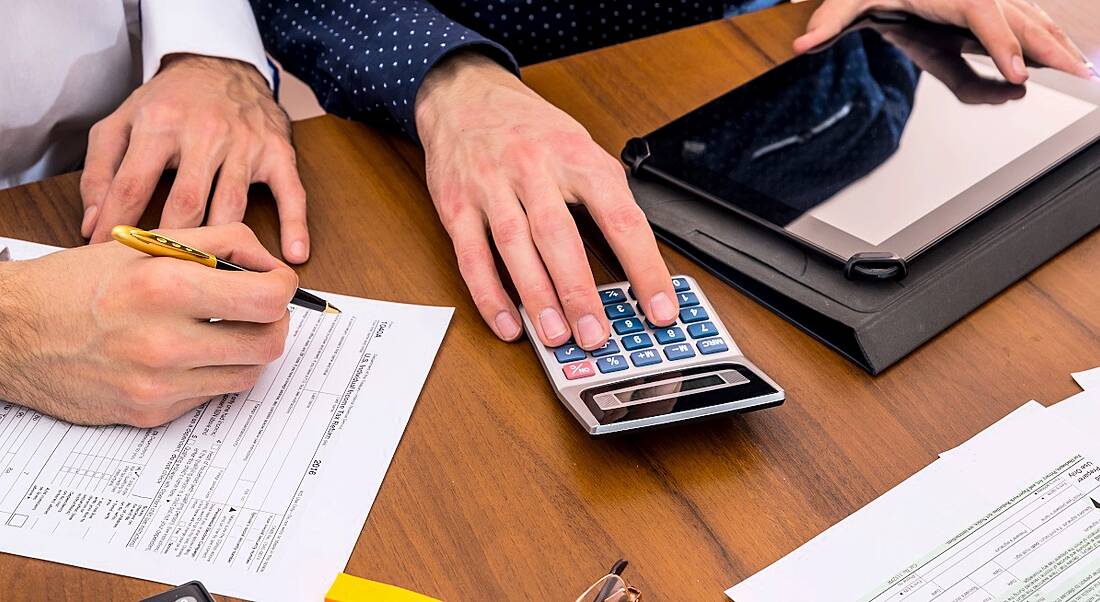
635, 25, 1100, 261
800, 61, 1093, 246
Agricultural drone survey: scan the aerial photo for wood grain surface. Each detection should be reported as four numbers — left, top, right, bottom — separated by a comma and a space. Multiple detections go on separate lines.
0, 1, 1097, 600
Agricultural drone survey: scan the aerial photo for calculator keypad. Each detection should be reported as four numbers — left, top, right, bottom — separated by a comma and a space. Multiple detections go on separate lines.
554, 343, 586, 364
680, 306, 709, 323
698, 337, 729, 354
613, 318, 644, 335
563, 360, 596, 380
591, 339, 621, 357
605, 303, 636, 320
622, 333, 654, 351
596, 355, 628, 373
553, 277, 733, 377
630, 349, 662, 367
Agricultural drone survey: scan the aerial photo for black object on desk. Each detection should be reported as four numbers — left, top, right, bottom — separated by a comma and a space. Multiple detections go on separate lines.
623, 17, 1100, 281
140, 581, 216, 602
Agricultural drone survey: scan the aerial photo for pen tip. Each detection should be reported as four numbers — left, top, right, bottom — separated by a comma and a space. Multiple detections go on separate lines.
324, 304, 342, 315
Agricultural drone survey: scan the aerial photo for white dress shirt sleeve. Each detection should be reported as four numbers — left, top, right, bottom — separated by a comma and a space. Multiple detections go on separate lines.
140, 0, 275, 90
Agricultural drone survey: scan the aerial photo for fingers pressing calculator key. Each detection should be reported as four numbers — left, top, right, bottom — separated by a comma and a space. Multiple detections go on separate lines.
519, 275, 785, 435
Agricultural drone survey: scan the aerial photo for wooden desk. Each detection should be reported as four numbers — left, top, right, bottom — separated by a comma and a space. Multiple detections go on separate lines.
1, 2, 1098, 599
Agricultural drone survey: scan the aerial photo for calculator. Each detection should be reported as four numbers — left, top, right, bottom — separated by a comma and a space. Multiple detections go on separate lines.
519, 275, 784, 435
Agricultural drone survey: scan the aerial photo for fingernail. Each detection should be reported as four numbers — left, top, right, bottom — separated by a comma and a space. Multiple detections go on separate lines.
289, 240, 307, 261
494, 311, 521, 340
538, 308, 568, 341
81, 205, 98, 237
1012, 55, 1028, 81
576, 314, 605, 349
649, 291, 677, 323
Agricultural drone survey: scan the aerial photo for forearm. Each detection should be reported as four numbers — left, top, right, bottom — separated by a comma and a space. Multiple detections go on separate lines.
251, 0, 518, 141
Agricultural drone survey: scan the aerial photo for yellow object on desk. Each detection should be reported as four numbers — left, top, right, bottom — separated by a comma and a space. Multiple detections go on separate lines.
325, 573, 441, 602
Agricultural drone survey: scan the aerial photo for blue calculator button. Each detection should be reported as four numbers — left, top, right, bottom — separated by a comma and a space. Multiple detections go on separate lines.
672, 277, 691, 292
679, 306, 709, 323
605, 303, 636, 320
553, 344, 586, 363
663, 343, 696, 361
654, 327, 686, 345
612, 318, 644, 335
591, 339, 621, 357
698, 337, 729, 355
622, 333, 654, 351
597, 355, 629, 373
599, 288, 626, 305
630, 349, 662, 367
677, 292, 700, 307
627, 286, 636, 300
687, 322, 719, 339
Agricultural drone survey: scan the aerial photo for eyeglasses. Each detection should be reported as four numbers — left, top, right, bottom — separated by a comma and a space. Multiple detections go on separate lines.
575, 559, 641, 602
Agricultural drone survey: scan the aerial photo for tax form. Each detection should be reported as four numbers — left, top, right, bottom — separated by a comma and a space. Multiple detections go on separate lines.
0, 238, 453, 601
728, 394, 1100, 602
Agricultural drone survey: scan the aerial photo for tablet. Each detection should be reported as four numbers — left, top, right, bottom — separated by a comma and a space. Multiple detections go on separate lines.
622, 17, 1100, 278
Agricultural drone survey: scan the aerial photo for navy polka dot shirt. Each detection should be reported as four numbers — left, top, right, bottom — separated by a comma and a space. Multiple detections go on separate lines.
252, 1, 778, 141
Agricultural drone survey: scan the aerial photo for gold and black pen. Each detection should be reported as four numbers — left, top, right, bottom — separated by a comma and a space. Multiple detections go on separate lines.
111, 225, 341, 315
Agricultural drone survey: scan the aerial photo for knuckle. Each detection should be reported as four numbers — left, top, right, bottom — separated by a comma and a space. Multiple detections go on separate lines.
234, 366, 265, 392
260, 329, 286, 364
168, 187, 207, 216
491, 213, 531, 247
111, 177, 146, 207
137, 103, 182, 130
134, 262, 183, 297
436, 194, 475, 231
256, 278, 293, 321
1043, 20, 1066, 39
226, 221, 255, 239
135, 341, 178, 370
556, 283, 596, 310
601, 202, 648, 236
521, 278, 557, 302
528, 211, 574, 244
205, 117, 231, 139
454, 242, 490, 274
122, 374, 169, 409
469, 288, 504, 313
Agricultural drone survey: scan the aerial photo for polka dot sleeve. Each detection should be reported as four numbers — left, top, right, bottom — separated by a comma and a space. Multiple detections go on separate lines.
252, 0, 519, 142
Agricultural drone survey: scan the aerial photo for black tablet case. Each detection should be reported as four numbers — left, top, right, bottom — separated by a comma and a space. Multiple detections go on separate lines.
627, 140, 1100, 374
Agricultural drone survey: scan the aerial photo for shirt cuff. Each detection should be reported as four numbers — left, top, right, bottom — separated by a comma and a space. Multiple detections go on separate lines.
400, 39, 520, 142
140, 0, 276, 89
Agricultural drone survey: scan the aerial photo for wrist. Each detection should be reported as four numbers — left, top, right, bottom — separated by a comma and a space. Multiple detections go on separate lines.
0, 262, 36, 404
158, 53, 270, 90
414, 51, 529, 146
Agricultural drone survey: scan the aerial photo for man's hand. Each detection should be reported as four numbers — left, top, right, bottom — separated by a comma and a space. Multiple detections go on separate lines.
415, 53, 678, 350
0, 224, 297, 427
793, 0, 1092, 83
80, 54, 310, 264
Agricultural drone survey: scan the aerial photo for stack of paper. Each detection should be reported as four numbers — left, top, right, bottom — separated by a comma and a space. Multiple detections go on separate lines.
728, 367, 1100, 602
0, 237, 453, 601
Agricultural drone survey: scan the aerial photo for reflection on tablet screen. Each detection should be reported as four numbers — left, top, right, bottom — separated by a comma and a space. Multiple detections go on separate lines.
636, 23, 1100, 262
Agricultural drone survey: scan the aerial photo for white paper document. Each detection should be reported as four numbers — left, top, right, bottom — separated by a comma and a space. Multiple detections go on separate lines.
0, 238, 453, 600
728, 397, 1100, 602
1073, 368, 1100, 391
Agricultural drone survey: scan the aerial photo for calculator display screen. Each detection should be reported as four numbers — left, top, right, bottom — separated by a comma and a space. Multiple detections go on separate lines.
614, 375, 724, 403
580, 364, 780, 425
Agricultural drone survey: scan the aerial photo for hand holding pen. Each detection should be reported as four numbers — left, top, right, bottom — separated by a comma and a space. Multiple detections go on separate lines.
0, 224, 300, 428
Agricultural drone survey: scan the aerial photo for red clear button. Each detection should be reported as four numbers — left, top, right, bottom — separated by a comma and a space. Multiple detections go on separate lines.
563, 360, 596, 380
